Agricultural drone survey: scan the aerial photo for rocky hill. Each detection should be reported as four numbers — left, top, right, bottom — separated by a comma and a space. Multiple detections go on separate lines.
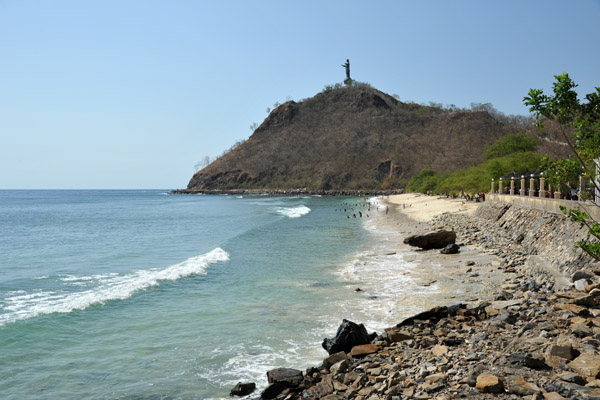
185, 85, 568, 192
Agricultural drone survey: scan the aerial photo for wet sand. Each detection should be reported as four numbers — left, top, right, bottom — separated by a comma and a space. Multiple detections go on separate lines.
362, 194, 507, 319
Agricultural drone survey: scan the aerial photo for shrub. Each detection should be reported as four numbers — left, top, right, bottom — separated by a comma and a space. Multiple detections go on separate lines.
483, 133, 540, 160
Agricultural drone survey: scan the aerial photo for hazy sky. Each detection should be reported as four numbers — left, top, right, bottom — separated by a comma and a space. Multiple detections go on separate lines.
1, 0, 599, 189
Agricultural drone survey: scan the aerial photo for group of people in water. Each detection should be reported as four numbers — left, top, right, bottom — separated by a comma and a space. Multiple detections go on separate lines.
334, 197, 390, 219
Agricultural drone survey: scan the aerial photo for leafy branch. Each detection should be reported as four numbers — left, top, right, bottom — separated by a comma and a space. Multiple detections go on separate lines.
525, 73, 600, 260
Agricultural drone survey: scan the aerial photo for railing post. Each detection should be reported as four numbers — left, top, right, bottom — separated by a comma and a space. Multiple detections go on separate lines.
539, 175, 546, 198
520, 175, 526, 196
529, 174, 535, 197
510, 178, 515, 195
499, 178, 503, 194
491, 178, 495, 194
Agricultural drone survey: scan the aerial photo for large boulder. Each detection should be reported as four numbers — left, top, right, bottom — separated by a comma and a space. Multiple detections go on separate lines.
322, 319, 372, 355
403, 230, 456, 250
266, 368, 303, 386
261, 368, 304, 399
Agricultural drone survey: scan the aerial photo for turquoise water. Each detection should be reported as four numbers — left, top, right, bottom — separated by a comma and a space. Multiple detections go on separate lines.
0, 190, 393, 399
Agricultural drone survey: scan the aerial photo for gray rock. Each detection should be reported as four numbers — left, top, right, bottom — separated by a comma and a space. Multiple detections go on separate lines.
559, 372, 586, 385
440, 243, 460, 254
472, 332, 488, 343
573, 271, 594, 282
575, 279, 589, 291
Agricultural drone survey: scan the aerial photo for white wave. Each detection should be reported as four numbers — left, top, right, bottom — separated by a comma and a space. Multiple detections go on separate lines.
0, 248, 230, 326
276, 205, 311, 218
196, 340, 325, 396
334, 245, 440, 331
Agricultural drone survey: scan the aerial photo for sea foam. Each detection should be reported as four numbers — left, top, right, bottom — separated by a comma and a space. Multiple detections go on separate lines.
276, 205, 311, 218
0, 248, 230, 326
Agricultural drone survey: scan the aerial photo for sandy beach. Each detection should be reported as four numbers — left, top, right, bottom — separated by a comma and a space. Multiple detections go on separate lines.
386, 193, 479, 223
352, 193, 505, 325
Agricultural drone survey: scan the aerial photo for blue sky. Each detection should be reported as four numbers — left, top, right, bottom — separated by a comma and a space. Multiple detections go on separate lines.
1, 0, 599, 189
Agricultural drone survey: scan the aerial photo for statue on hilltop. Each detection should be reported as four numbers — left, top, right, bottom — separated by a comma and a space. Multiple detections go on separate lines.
342, 59, 351, 85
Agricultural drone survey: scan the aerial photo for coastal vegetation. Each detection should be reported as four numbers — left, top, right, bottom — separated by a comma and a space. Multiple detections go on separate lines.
525, 73, 600, 260
407, 133, 544, 194
408, 73, 599, 261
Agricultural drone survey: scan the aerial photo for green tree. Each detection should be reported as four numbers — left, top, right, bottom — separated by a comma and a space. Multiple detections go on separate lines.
407, 169, 445, 193
524, 73, 600, 260
483, 133, 540, 160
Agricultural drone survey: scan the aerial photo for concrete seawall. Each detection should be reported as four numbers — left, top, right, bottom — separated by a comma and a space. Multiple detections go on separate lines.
488, 193, 600, 221
473, 200, 598, 284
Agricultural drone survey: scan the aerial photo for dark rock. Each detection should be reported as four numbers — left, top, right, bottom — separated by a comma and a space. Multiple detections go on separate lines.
260, 382, 286, 399
559, 372, 587, 386
322, 319, 371, 355
510, 353, 528, 365
441, 338, 464, 346
403, 230, 457, 250
573, 271, 594, 282
230, 382, 256, 397
397, 304, 466, 327
266, 368, 303, 386
440, 243, 460, 254
574, 289, 600, 307
547, 344, 578, 361
525, 354, 548, 370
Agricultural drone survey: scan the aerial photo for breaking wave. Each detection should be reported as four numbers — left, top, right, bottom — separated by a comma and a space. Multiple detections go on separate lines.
276, 205, 311, 218
0, 248, 230, 326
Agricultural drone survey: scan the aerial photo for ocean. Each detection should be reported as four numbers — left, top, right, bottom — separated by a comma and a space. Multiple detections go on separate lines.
0, 190, 435, 399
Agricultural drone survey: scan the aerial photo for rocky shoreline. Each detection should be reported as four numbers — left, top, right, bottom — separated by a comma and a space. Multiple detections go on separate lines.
234, 200, 600, 400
